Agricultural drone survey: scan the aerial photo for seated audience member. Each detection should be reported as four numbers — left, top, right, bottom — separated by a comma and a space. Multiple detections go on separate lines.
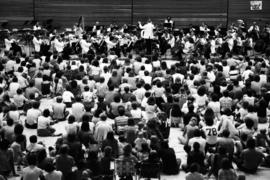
158, 140, 180, 175
52, 96, 69, 122
37, 109, 56, 137
22, 153, 44, 180
218, 158, 238, 180
236, 138, 264, 173
185, 163, 204, 180
25, 101, 41, 129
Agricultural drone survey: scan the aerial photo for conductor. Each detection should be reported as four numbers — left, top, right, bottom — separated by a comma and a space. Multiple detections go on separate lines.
138, 19, 155, 54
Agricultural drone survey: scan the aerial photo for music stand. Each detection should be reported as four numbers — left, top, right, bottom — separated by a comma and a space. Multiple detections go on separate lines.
163, 23, 172, 30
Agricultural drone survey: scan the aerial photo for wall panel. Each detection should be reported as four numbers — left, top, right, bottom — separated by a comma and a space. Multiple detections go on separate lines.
1, 0, 270, 29
228, 0, 270, 25
0, 0, 33, 28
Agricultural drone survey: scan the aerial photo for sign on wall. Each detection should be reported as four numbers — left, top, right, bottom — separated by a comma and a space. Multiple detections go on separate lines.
250, 1, 262, 10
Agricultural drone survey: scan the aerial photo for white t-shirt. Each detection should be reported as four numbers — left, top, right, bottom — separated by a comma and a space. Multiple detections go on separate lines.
37, 116, 51, 129
26, 108, 41, 125
202, 124, 218, 145
62, 91, 74, 103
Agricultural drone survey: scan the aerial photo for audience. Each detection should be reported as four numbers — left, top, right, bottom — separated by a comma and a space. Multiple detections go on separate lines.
0, 19, 270, 180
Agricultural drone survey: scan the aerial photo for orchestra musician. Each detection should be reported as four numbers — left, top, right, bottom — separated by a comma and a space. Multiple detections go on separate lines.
33, 21, 42, 31
138, 19, 155, 54
164, 16, 174, 30
199, 22, 210, 34
53, 36, 65, 53
80, 34, 91, 54
32, 35, 42, 53
73, 23, 83, 37
4, 34, 15, 51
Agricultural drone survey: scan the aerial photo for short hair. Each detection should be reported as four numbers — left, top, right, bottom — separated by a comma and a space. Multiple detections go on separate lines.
30, 135, 38, 143
68, 115, 76, 124
43, 109, 50, 117
14, 124, 24, 135
27, 153, 37, 166
190, 163, 200, 173
59, 145, 69, 154
118, 106, 126, 116
221, 158, 231, 170
6, 118, 14, 126
222, 129, 230, 138
245, 118, 254, 129
33, 101, 40, 109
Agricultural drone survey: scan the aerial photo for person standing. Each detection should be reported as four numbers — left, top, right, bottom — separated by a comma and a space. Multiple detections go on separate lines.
138, 19, 155, 54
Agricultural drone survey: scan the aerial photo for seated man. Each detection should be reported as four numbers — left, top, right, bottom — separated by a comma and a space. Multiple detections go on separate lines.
236, 138, 264, 173
25, 101, 41, 129
52, 96, 69, 122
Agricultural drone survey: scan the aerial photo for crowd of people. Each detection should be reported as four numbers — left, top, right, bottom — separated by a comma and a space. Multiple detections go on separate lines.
0, 18, 270, 180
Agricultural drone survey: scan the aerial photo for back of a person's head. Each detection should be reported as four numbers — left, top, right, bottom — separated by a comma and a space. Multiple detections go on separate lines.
148, 150, 158, 162
27, 153, 37, 166
245, 117, 254, 129
118, 106, 126, 116
6, 118, 14, 126
222, 129, 230, 138
68, 115, 76, 124
106, 131, 115, 141
43, 109, 50, 117
33, 101, 40, 109
123, 144, 132, 156
221, 158, 231, 170
104, 146, 112, 157
14, 124, 24, 135
30, 135, 38, 143
44, 162, 55, 173
190, 163, 200, 173
59, 144, 69, 154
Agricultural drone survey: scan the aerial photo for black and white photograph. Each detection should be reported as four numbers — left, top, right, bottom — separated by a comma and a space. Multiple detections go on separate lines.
0, 0, 270, 180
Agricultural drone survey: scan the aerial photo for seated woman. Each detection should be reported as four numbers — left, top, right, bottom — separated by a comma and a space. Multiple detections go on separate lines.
158, 140, 180, 175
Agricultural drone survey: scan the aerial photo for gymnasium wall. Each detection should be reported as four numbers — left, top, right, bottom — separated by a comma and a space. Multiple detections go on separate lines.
0, 0, 269, 29
0, 0, 33, 26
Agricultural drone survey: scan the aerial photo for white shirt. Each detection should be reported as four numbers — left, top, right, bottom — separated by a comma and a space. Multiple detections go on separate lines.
37, 116, 51, 129
80, 39, 91, 54
62, 91, 74, 103
71, 102, 85, 121
4, 38, 14, 51
54, 39, 64, 53
26, 108, 41, 125
202, 124, 218, 145
139, 22, 155, 39
33, 37, 42, 52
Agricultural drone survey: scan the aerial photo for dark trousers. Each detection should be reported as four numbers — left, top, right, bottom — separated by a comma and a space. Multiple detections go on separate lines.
145, 39, 152, 55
